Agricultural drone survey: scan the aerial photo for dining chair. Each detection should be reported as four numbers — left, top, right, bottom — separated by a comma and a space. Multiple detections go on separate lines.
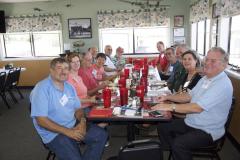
0, 72, 11, 108
107, 139, 163, 160
168, 97, 236, 160
4, 67, 24, 103
28, 103, 56, 160
10, 67, 24, 99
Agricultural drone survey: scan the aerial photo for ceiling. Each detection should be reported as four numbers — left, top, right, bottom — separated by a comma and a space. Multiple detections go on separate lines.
0, 0, 55, 3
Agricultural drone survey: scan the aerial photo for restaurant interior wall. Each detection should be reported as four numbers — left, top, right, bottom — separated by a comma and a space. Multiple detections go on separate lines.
0, 0, 190, 53
0, 59, 50, 86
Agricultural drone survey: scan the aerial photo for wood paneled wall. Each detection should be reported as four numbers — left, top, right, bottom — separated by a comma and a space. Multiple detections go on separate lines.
0, 59, 51, 86
228, 76, 240, 144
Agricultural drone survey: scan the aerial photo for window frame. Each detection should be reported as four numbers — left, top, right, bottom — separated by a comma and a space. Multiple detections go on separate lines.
1, 30, 63, 59
228, 15, 240, 67
99, 26, 170, 55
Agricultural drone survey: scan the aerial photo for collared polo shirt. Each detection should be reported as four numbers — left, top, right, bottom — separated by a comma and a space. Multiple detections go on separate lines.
78, 67, 98, 90
185, 71, 233, 140
30, 76, 81, 144
105, 55, 117, 76
156, 52, 169, 72
92, 64, 105, 81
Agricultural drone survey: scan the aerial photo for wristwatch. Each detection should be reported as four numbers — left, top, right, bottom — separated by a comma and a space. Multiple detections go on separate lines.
81, 118, 86, 122
171, 103, 176, 112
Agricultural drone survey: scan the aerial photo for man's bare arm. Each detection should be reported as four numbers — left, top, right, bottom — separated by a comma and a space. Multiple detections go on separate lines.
36, 117, 83, 141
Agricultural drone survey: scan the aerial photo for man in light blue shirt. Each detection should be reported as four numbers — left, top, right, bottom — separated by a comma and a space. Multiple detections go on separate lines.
152, 47, 233, 160
30, 58, 108, 160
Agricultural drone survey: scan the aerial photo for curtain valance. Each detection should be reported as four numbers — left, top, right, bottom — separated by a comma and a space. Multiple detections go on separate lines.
97, 8, 169, 28
220, 0, 240, 17
6, 14, 61, 32
190, 0, 210, 23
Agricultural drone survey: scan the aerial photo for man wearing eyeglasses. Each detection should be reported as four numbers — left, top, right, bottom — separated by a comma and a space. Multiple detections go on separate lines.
104, 45, 121, 76
152, 47, 233, 160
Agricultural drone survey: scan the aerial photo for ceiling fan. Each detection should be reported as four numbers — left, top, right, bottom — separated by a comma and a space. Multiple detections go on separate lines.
118, 0, 169, 9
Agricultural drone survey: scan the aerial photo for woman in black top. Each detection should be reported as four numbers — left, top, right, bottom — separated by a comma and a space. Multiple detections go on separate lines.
180, 50, 202, 92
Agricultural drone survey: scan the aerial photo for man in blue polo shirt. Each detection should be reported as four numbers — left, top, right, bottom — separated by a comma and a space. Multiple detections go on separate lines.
152, 47, 233, 160
30, 58, 108, 160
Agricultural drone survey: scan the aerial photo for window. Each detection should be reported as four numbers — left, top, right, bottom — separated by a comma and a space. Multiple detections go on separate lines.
197, 20, 205, 55
191, 19, 210, 56
99, 28, 133, 56
1, 31, 62, 58
33, 31, 62, 57
4, 33, 32, 57
211, 19, 218, 47
191, 23, 197, 51
219, 17, 230, 53
205, 19, 210, 54
134, 27, 169, 53
229, 15, 240, 66
99, 26, 170, 55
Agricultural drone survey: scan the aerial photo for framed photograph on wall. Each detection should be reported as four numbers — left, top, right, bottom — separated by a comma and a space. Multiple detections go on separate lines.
174, 15, 184, 27
212, 3, 219, 18
173, 37, 185, 44
173, 28, 184, 37
68, 18, 92, 39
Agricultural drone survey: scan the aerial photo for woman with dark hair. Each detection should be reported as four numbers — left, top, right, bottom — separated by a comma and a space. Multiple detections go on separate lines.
92, 53, 119, 81
180, 50, 202, 92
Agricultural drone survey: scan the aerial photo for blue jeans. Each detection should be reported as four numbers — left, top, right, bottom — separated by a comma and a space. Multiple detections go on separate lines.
46, 124, 108, 160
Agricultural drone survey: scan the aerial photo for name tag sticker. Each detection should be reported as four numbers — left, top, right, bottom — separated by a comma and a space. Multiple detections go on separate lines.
92, 69, 97, 78
169, 66, 173, 72
59, 94, 68, 106
202, 80, 211, 89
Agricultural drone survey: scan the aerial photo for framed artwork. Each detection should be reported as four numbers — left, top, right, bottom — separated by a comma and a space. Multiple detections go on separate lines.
212, 3, 219, 18
68, 18, 92, 39
174, 15, 184, 27
173, 37, 185, 44
173, 28, 184, 37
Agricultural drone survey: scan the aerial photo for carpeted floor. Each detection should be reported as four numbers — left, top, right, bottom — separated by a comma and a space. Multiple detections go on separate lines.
0, 89, 239, 160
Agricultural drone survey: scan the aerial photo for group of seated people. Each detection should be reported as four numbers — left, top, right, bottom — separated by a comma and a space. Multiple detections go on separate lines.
154, 41, 202, 93
30, 42, 233, 160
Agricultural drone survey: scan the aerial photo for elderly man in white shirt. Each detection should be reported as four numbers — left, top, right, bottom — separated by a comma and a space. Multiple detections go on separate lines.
153, 47, 233, 160
104, 45, 120, 76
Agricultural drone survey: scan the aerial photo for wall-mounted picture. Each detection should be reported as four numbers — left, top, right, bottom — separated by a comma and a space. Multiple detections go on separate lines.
68, 18, 92, 39
173, 36, 185, 45
174, 15, 184, 27
212, 3, 219, 18
173, 28, 184, 37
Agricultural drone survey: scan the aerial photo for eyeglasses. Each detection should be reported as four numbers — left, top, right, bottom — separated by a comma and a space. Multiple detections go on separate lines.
204, 58, 224, 63
71, 60, 80, 64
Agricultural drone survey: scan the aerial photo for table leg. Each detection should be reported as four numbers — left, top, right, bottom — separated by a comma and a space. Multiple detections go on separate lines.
127, 123, 135, 141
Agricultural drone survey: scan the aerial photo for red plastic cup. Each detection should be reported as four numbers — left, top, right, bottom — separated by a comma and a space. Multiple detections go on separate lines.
136, 85, 144, 103
118, 77, 126, 88
124, 68, 129, 79
142, 68, 148, 78
140, 77, 148, 93
144, 57, 148, 65
120, 72, 125, 79
150, 60, 157, 67
120, 87, 128, 106
128, 58, 133, 64
139, 59, 144, 68
102, 88, 111, 108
